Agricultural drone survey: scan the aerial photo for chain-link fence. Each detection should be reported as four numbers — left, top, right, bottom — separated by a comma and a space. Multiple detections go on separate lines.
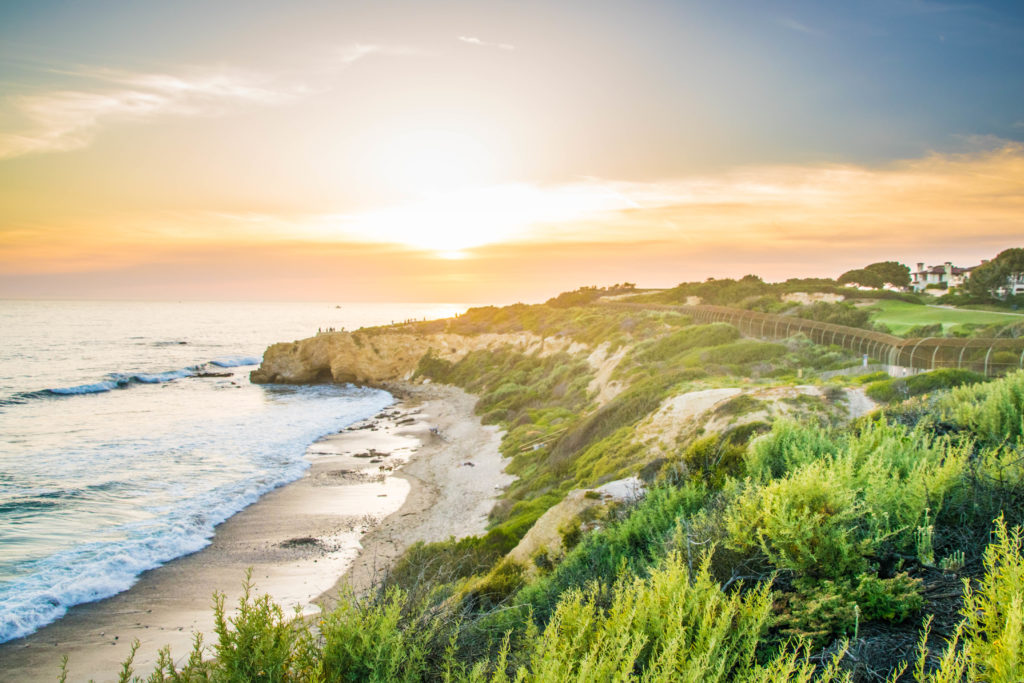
678, 305, 1024, 376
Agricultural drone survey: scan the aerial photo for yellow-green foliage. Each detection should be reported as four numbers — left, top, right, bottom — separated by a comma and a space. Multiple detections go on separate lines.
83, 366, 1024, 682
775, 573, 922, 645
701, 339, 788, 367
569, 426, 647, 487
744, 419, 837, 481
865, 368, 986, 404
728, 458, 873, 578
211, 573, 301, 682
675, 433, 746, 487
916, 518, 1024, 682
728, 421, 969, 579
940, 369, 1024, 447
516, 484, 708, 622
630, 323, 740, 365
460, 559, 527, 612
426, 301, 682, 347
478, 553, 776, 682
315, 588, 437, 682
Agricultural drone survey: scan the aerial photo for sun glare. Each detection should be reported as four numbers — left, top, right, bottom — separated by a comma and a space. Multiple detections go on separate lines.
342, 183, 634, 255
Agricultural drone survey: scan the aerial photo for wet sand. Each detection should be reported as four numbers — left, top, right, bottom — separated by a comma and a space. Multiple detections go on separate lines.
0, 383, 510, 682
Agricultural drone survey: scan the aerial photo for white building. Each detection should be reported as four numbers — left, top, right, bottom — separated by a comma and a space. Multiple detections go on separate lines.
1004, 271, 1024, 297
910, 261, 978, 292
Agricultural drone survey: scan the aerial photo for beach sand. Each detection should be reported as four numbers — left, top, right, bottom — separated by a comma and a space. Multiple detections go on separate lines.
0, 383, 510, 682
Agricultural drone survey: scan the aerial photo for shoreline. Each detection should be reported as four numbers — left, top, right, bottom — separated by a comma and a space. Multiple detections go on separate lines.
0, 382, 509, 682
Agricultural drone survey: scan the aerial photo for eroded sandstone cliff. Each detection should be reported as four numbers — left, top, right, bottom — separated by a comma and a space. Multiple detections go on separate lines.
250, 329, 590, 386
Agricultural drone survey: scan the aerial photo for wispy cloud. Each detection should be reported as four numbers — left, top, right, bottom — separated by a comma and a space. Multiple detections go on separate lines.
0, 43, 417, 160
335, 43, 425, 66
0, 66, 296, 159
778, 18, 826, 37
458, 36, 516, 51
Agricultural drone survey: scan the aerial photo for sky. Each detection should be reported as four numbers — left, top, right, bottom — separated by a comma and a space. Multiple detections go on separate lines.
2, 0, 1023, 303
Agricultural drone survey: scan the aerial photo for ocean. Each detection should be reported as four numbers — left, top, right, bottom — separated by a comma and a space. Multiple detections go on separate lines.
0, 300, 465, 644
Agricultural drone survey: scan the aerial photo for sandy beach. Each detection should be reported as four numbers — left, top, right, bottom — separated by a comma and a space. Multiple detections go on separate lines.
0, 383, 509, 682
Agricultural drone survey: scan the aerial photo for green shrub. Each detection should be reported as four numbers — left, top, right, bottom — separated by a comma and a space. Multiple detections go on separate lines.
855, 370, 890, 384
941, 370, 1024, 447
743, 419, 837, 482
905, 323, 944, 337
461, 559, 526, 611
796, 301, 874, 329
631, 323, 740, 364
678, 434, 747, 487
502, 553, 776, 682
702, 340, 788, 366
775, 573, 922, 646
386, 532, 518, 594
516, 484, 707, 622
211, 573, 302, 682
315, 588, 437, 682
714, 394, 764, 419
729, 420, 969, 580
915, 518, 1024, 682
866, 368, 986, 403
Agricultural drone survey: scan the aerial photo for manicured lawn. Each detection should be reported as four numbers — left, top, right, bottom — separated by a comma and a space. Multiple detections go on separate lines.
867, 300, 1024, 335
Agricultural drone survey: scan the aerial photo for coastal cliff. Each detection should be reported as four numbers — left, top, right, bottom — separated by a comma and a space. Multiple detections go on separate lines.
250, 329, 587, 386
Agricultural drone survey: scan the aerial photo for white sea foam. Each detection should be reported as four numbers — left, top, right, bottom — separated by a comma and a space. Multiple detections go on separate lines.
47, 380, 123, 395
209, 355, 261, 367
0, 300, 465, 644
0, 383, 392, 643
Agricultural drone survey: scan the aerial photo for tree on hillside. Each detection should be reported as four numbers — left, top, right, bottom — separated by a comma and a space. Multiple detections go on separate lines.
837, 268, 885, 289
865, 261, 911, 288
968, 261, 1005, 299
994, 248, 1024, 278
967, 248, 1024, 299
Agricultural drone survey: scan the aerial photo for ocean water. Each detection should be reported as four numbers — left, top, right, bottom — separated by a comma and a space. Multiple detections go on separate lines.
0, 300, 466, 643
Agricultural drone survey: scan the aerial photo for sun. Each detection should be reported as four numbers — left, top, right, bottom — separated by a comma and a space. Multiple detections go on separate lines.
343, 183, 635, 255
353, 186, 528, 252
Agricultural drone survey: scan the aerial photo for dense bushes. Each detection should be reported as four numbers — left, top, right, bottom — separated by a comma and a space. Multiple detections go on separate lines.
94, 514, 1024, 681
430, 300, 682, 347
702, 340, 788, 366
637, 276, 922, 307
940, 369, 1024, 447
631, 322, 739, 364
515, 484, 708, 622
865, 368, 987, 403
916, 517, 1024, 682
795, 301, 875, 330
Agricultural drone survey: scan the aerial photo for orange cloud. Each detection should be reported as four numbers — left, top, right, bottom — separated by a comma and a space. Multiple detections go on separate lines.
2, 144, 1022, 300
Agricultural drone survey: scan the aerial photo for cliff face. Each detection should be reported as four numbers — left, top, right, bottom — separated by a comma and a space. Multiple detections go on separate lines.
250, 330, 588, 386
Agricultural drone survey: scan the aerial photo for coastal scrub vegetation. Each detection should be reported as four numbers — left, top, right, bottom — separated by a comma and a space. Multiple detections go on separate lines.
96, 370, 1024, 681
77, 295, 1024, 681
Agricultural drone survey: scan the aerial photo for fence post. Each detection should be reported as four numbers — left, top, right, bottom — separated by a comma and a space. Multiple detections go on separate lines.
908, 337, 933, 372
984, 345, 993, 377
